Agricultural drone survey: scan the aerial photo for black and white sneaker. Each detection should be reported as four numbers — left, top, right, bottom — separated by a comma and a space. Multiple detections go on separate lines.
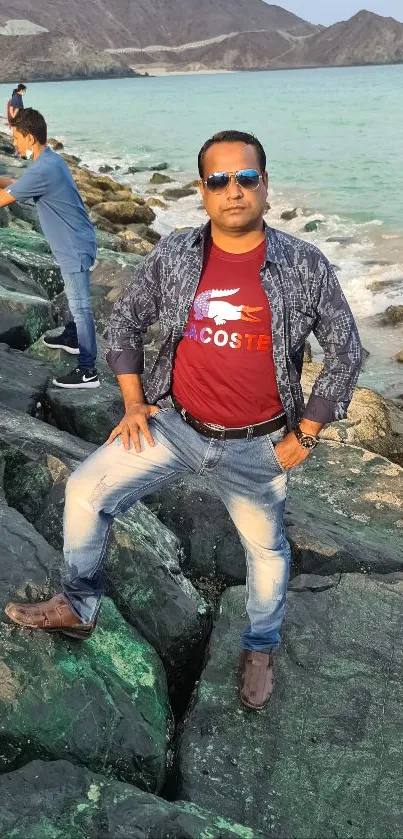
52, 367, 100, 389
43, 333, 79, 355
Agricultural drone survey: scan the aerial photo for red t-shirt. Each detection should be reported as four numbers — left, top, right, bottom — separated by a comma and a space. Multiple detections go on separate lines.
172, 240, 284, 427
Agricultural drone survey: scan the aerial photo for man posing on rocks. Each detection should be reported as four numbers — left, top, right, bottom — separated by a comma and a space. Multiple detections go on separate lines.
5, 130, 362, 710
0, 108, 99, 389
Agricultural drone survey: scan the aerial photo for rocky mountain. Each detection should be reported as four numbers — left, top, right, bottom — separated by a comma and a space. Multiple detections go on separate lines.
0, 3, 401, 81
0, 0, 317, 50
120, 10, 403, 73
292, 10, 403, 68
0, 33, 139, 82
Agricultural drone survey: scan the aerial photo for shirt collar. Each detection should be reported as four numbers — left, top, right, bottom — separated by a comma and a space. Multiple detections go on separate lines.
188, 221, 288, 266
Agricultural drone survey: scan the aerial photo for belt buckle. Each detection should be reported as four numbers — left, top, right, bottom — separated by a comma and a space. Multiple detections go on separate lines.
205, 421, 226, 440
180, 408, 187, 421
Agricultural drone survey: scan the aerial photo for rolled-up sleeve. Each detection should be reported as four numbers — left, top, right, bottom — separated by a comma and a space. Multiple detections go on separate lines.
106, 245, 161, 376
304, 257, 363, 424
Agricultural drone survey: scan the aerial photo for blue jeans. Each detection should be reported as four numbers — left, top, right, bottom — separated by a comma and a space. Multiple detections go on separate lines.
62, 269, 97, 369
62, 408, 291, 652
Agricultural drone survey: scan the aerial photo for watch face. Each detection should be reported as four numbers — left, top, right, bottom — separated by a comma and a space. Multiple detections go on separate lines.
303, 436, 317, 449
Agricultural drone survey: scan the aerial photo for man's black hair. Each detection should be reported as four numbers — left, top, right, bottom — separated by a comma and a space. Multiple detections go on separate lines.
10, 108, 47, 145
17, 83, 27, 92
198, 130, 266, 178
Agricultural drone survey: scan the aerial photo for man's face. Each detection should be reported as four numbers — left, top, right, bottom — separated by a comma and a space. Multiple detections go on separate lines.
199, 141, 268, 233
12, 128, 32, 158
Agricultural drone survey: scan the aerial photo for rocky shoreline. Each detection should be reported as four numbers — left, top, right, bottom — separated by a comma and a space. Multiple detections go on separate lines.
0, 131, 403, 838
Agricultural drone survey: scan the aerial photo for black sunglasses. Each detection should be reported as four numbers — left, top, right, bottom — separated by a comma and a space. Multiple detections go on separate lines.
204, 169, 263, 194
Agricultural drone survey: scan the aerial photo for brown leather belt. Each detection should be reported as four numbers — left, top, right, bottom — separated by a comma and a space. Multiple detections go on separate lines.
172, 396, 286, 441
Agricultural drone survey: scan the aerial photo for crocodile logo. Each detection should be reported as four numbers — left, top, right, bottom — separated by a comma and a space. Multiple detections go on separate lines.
193, 288, 263, 326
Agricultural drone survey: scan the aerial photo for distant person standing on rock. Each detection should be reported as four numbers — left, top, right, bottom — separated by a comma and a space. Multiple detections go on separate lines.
5, 130, 362, 710
7, 83, 27, 123
0, 107, 99, 389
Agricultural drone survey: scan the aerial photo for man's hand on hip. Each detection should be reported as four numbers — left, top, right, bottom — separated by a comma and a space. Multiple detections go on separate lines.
107, 402, 160, 452
274, 431, 312, 470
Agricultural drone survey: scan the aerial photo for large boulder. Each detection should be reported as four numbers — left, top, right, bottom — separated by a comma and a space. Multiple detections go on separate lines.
0, 257, 53, 349
0, 343, 52, 416
0, 596, 170, 789
95, 200, 156, 226
380, 305, 403, 326
0, 406, 211, 704
178, 578, 403, 837
0, 759, 267, 839
162, 187, 197, 200
302, 363, 403, 466
0, 470, 169, 789
47, 382, 124, 444
8, 200, 43, 234
0, 229, 63, 297
0, 226, 51, 254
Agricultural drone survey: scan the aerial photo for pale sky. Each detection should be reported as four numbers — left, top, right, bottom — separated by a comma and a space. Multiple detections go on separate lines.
270, 1, 403, 26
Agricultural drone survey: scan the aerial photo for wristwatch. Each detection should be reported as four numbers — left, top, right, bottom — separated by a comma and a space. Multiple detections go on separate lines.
294, 424, 319, 450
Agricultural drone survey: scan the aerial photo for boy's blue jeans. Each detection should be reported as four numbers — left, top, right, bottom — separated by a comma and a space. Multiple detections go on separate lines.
62, 268, 97, 369
62, 408, 291, 652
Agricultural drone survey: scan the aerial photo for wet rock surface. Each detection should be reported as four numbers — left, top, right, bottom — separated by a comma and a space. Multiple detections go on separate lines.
178, 579, 403, 838
0, 597, 170, 789
0, 759, 266, 839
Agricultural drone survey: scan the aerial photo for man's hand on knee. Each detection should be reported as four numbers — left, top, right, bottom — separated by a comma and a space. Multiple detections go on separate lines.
107, 402, 160, 452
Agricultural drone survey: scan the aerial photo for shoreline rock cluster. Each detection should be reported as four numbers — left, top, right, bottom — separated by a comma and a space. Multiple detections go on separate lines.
0, 131, 403, 837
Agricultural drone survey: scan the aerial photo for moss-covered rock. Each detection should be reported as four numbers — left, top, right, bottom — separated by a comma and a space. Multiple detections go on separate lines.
0, 407, 211, 704
95, 200, 156, 226
0, 261, 53, 349
178, 578, 403, 837
1, 595, 170, 789
0, 759, 266, 839
301, 362, 403, 466
0, 229, 63, 297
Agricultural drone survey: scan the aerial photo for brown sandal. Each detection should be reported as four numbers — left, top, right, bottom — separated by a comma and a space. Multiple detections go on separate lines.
5, 594, 96, 639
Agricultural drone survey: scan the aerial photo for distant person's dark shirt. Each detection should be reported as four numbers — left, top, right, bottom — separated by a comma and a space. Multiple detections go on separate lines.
10, 92, 24, 112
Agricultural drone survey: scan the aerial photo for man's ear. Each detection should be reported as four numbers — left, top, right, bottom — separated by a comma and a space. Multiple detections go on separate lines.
198, 179, 205, 203
262, 171, 269, 188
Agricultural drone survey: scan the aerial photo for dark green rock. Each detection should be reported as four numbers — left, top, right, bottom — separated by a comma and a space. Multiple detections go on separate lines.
178, 578, 403, 837
0, 257, 53, 349
0, 759, 266, 839
0, 595, 170, 789
127, 162, 168, 173
0, 229, 63, 297
0, 407, 211, 704
304, 219, 322, 232
0, 475, 61, 616
46, 380, 123, 444
150, 172, 173, 184
163, 187, 197, 200
0, 343, 52, 416
8, 200, 43, 234
0, 226, 51, 254
288, 441, 403, 574
280, 208, 298, 221
0, 206, 10, 227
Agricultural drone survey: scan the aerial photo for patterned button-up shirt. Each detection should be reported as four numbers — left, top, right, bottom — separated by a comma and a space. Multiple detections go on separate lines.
107, 223, 363, 428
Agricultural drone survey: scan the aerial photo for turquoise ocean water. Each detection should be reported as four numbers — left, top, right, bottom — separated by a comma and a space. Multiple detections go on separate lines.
1, 65, 402, 392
